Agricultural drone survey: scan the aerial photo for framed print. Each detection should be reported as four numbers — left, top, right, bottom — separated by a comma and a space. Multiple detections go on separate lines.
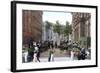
11, 1, 98, 72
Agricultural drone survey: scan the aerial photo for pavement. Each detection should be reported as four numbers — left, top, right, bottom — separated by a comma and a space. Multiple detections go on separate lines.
39, 57, 76, 62
40, 48, 69, 57
30, 56, 78, 63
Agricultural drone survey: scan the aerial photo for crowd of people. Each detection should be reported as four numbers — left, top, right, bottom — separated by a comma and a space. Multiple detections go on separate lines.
22, 40, 55, 63
22, 41, 41, 63
22, 40, 90, 63
70, 47, 90, 60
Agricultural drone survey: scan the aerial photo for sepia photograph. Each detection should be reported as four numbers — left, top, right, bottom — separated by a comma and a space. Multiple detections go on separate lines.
22, 10, 91, 63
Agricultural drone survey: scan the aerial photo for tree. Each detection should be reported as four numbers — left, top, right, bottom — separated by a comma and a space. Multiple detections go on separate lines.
64, 21, 72, 41
53, 21, 63, 46
45, 21, 53, 31
53, 21, 62, 35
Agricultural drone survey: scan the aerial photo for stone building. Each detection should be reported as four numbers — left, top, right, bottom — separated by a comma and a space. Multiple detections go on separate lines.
72, 12, 91, 48
23, 10, 43, 45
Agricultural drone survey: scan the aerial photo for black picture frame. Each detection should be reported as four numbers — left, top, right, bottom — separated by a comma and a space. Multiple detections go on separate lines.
11, 1, 98, 72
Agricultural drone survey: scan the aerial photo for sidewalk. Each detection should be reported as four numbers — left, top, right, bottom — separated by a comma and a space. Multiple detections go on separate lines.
39, 57, 75, 62
40, 48, 69, 57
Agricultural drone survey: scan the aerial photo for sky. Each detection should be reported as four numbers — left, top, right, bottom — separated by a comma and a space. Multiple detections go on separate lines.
43, 11, 72, 25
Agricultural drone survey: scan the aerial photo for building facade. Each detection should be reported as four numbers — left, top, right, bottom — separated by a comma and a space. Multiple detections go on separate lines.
42, 24, 56, 42
23, 10, 43, 45
72, 12, 91, 48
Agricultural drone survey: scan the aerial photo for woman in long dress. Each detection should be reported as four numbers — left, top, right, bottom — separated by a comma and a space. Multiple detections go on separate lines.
33, 42, 39, 62
24, 51, 28, 62
70, 50, 74, 60
48, 49, 54, 62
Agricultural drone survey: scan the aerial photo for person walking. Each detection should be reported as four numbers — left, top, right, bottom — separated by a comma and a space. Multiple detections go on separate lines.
23, 45, 28, 63
24, 50, 28, 62
37, 41, 41, 62
70, 50, 74, 60
80, 47, 86, 60
37, 51, 40, 62
33, 42, 39, 62
48, 49, 54, 62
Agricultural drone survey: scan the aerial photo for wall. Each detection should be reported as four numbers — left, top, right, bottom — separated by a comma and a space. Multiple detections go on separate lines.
0, 0, 99, 73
